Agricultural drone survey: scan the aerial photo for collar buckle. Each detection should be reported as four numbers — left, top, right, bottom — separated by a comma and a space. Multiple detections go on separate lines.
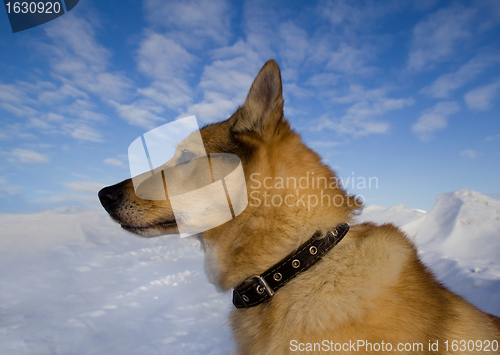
251, 275, 274, 298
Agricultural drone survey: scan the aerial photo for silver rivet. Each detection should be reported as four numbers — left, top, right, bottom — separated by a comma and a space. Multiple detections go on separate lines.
292, 259, 300, 268
309, 246, 317, 255
332, 229, 338, 237
273, 273, 282, 281
242, 295, 249, 302
256, 285, 264, 294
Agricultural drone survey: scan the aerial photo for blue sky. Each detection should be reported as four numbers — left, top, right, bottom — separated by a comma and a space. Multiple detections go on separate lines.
0, 0, 499, 213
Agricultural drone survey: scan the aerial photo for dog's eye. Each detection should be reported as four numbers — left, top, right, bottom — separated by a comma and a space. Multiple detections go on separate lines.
178, 149, 197, 163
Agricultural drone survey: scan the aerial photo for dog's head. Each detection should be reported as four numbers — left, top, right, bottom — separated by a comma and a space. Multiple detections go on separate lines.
99, 60, 362, 286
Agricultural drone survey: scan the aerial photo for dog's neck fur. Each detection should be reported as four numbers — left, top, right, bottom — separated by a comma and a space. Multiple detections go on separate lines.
199, 60, 361, 291
201, 127, 359, 291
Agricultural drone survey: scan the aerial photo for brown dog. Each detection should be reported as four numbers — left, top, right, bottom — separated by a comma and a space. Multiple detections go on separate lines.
99, 60, 500, 354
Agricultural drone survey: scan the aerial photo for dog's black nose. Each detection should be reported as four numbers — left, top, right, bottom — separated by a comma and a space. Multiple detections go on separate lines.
98, 185, 124, 212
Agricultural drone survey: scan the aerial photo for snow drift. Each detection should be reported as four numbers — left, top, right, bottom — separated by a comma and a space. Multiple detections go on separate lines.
0, 189, 499, 354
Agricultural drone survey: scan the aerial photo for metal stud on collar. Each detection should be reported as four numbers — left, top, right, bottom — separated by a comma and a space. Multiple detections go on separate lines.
292, 259, 300, 268
309, 246, 317, 255
273, 273, 282, 281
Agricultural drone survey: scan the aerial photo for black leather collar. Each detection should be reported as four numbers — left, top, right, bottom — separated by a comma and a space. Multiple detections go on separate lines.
232, 223, 349, 308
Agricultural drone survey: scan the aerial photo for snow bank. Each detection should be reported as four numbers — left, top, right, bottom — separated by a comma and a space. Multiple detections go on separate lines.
0, 189, 499, 354
0, 211, 233, 355
359, 189, 500, 316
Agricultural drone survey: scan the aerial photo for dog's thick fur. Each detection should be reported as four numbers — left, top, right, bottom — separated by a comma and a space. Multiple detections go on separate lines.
100, 60, 500, 354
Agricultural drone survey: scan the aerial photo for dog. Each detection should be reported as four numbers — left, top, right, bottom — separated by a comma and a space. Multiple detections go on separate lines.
99, 60, 500, 354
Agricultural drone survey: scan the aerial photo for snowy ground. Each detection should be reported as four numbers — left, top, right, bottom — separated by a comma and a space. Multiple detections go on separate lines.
1, 189, 499, 354
357, 190, 500, 317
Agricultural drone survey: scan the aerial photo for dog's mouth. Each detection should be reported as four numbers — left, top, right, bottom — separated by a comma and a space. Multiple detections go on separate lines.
120, 219, 178, 237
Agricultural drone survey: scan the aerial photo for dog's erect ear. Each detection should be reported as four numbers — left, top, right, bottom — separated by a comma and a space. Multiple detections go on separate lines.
230, 59, 284, 137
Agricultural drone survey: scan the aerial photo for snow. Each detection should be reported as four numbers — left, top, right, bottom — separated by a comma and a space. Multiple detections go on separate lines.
1, 189, 499, 354
357, 189, 500, 316
0, 211, 234, 355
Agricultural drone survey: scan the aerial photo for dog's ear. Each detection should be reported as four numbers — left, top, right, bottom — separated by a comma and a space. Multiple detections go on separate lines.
230, 59, 284, 137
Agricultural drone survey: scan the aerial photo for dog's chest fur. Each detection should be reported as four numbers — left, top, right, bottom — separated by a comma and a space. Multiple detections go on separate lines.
227, 223, 499, 355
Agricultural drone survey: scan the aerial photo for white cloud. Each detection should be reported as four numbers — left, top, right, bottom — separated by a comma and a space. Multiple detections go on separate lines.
137, 32, 196, 80
314, 85, 414, 136
143, 0, 231, 46
180, 41, 263, 123
0, 13, 137, 145
26, 118, 54, 130
485, 134, 500, 142
182, 92, 239, 123
305, 73, 341, 87
412, 0, 439, 12
0, 83, 29, 104
464, 78, 500, 110
1, 76, 107, 146
0, 177, 21, 196
67, 124, 103, 142
45, 16, 109, 71
61, 99, 107, 122
108, 100, 164, 129
241, 0, 279, 59
38, 83, 89, 104
173, 0, 322, 122
43, 14, 132, 100
283, 83, 312, 99
156, 2, 306, 123
43, 181, 110, 208
309, 141, 345, 148
284, 106, 310, 118
314, 113, 389, 137
46, 113, 64, 122
329, 85, 386, 104
132, 32, 197, 118
311, 0, 396, 77
321, 0, 366, 27
319, 0, 396, 30
137, 80, 193, 111
133, 3, 261, 126
408, 4, 475, 70
420, 54, 500, 98
23, 109, 104, 142
305, 37, 378, 78
66, 182, 107, 194
9, 149, 49, 163
70, 72, 132, 101
104, 158, 124, 167
460, 149, 478, 159
0, 102, 38, 117
46, 194, 102, 207
326, 43, 375, 75
0, 123, 37, 141
412, 101, 460, 141
0, 83, 38, 117
278, 21, 309, 81
198, 60, 255, 96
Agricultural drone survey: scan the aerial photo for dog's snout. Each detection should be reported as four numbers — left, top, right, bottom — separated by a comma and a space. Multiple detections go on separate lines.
98, 185, 124, 211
